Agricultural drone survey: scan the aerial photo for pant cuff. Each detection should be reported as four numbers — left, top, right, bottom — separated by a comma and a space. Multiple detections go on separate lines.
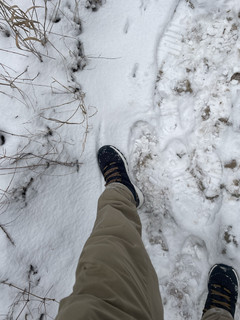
202, 308, 233, 320
105, 182, 136, 206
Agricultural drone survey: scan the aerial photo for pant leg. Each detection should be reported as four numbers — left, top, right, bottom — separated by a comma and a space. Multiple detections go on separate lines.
202, 308, 234, 320
55, 184, 164, 320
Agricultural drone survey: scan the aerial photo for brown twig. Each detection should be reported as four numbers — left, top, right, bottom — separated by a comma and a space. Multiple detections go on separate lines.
0, 224, 15, 245
1, 280, 59, 303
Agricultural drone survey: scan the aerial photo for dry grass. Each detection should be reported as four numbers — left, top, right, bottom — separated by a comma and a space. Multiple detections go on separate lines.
0, 2, 96, 318
0, 77, 93, 246
1, 279, 59, 319
0, 0, 62, 61
0, 1, 46, 61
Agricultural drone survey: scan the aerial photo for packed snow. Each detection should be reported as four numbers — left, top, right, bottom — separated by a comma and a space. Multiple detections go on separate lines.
0, 0, 240, 319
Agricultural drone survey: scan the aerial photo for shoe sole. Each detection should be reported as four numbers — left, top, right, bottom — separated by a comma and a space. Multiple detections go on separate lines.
109, 145, 144, 208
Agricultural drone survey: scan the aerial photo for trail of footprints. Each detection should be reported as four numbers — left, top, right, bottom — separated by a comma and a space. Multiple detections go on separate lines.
129, 1, 240, 318
157, 22, 183, 59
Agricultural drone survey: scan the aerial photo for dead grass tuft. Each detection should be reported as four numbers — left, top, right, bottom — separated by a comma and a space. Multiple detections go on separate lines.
0, 0, 63, 61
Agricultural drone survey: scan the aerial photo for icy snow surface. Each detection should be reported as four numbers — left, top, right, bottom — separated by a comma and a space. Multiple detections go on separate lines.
0, 0, 240, 319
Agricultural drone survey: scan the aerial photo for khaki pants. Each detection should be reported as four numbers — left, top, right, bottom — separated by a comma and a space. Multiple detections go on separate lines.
55, 184, 234, 320
203, 308, 233, 320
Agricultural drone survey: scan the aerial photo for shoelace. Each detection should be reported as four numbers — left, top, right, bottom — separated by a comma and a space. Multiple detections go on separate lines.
103, 162, 122, 185
101, 156, 139, 206
204, 285, 232, 313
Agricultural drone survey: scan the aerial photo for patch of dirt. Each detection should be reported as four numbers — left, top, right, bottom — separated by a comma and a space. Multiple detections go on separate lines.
205, 194, 219, 202
233, 179, 239, 186
224, 226, 238, 247
174, 79, 193, 94
218, 118, 231, 126
137, 152, 153, 168
85, 0, 105, 11
149, 234, 169, 251
189, 167, 205, 192
221, 183, 240, 198
202, 106, 211, 121
156, 70, 164, 82
185, 0, 195, 9
224, 159, 237, 169
231, 192, 240, 198
230, 23, 238, 32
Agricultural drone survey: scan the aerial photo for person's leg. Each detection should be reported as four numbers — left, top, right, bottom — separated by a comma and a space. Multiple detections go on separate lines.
202, 308, 233, 320
56, 185, 163, 320
55, 146, 163, 320
201, 264, 238, 320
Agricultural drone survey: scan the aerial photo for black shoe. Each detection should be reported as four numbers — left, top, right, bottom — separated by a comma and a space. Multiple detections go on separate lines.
203, 264, 239, 318
97, 145, 144, 208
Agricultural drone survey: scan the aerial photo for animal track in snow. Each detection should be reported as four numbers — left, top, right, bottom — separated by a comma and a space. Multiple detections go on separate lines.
132, 63, 139, 78
123, 18, 130, 34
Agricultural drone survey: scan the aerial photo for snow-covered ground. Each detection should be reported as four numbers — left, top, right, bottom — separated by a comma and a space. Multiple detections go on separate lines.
1, 0, 240, 319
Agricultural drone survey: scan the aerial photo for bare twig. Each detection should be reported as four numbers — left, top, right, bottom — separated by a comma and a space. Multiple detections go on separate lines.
1, 280, 59, 303
0, 224, 15, 245
1, 279, 59, 319
0, 48, 28, 56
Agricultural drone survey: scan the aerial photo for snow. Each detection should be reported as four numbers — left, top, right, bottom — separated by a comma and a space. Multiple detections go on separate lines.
0, 0, 240, 319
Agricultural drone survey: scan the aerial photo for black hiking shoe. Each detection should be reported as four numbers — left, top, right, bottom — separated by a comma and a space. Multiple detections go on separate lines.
203, 264, 239, 318
97, 145, 144, 208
